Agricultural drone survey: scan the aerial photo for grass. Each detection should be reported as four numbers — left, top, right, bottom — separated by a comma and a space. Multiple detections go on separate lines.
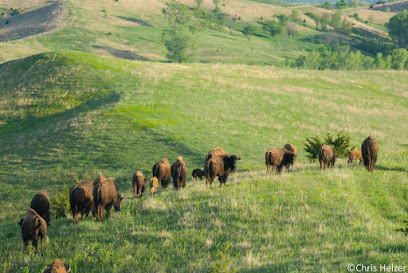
0, 51, 407, 272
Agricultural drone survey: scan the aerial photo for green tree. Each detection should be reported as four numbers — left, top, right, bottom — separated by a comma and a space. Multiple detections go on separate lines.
375, 52, 385, 69
243, 24, 257, 40
386, 10, 408, 48
213, 0, 221, 9
390, 48, 408, 69
195, 0, 204, 9
162, 1, 199, 63
263, 20, 284, 36
335, 0, 350, 9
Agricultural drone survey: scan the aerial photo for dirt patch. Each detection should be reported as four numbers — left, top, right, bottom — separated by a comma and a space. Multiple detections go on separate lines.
0, 0, 65, 42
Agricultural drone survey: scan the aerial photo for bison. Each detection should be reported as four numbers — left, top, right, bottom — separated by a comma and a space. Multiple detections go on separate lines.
132, 171, 146, 198
265, 148, 296, 175
30, 191, 51, 226
69, 180, 94, 222
361, 136, 378, 172
152, 158, 171, 189
347, 150, 363, 165
283, 144, 297, 170
192, 168, 204, 182
18, 208, 47, 255
43, 258, 71, 273
171, 156, 188, 189
150, 177, 159, 195
93, 177, 124, 221
205, 147, 226, 161
319, 145, 335, 170
204, 154, 241, 186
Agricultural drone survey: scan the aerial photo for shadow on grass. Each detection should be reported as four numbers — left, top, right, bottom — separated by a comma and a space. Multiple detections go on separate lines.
374, 165, 407, 173
117, 16, 152, 27
93, 46, 150, 61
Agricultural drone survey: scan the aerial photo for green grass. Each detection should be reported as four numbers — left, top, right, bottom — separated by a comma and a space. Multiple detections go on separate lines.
0, 51, 407, 272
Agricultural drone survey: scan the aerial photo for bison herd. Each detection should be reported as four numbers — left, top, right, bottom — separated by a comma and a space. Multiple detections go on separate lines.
17, 136, 379, 271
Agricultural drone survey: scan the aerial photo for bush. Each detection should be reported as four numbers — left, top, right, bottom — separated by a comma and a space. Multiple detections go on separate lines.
52, 187, 71, 219
304, 131, 352, 162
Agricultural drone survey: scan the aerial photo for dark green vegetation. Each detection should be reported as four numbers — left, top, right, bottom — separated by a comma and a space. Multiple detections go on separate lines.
0, 51, 407, 272
304, 131, 352, 161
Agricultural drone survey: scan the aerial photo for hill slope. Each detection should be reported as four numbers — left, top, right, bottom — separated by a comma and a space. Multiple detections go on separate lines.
0, 51, 407, 271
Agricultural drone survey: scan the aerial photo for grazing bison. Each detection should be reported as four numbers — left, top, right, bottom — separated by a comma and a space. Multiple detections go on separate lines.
319, 145, 335, 170
30, 191, 51, 226
347, 150, 363, 165
204, 154, 241, 186
205, 147, 226, 161
18, 208, 47, 255
93, 177, 124, 221
132, 171, 147, 198
69, 180, 94, 222
171, 156, 188, 189
152, 158, 171, 189
283, 144, 297, 170
361, 136, 378, 172
192, 168, 205, 182
265, 148, 296, 175
43, 258, 71, 273
150, 177, 159, 195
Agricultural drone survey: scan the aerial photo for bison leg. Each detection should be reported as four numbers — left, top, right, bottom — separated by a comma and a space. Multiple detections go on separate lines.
40, 235, 44, 256
134, 185, 137, 198
272, 166, 276, 175
32, 240, 38, 254
23, 240, 29, 251
106, 204, 113, 218
266, 163, 270, 175
277, 166, 283, 175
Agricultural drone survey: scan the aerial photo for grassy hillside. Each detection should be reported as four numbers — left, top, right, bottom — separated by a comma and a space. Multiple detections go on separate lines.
0, 51, 407, 272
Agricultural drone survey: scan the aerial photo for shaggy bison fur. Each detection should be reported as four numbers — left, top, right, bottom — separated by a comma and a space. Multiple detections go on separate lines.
204, 154, 241, 186
171, 156, 188, 189
30, 191, 51, 226
319, 145, 335, 170
348, 150, 363, 165
283, 144, 297, 170
69, 180, 94, 223
361, 136, 378, 172
152, 158, 171, 188
18, 208, 47, 255
93, 177, 124, 221
150, 177, 159, 195
205, 147, 226, 161
43, 258, 71, 273
192, 168, 204, 182
132, 171, 146, 198
265, 148, 296, 175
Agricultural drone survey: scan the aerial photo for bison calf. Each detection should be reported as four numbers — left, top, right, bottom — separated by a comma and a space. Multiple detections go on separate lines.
30, 191, 51, 226
265, 148, 296, 175
94, 177, 124, 221
171, 156, 188, 189
150, 177, 159, 195
69, 180, 94, 223
192, 168, 204, 182
205, 154, 241, 186
18, 208, 47, 255
132, 171, 146, 198
319, 145, 335, 170
152, 158, 171, 189
43, 258, 71, 273
361, 136, 378, 172
348, 150, 363, 165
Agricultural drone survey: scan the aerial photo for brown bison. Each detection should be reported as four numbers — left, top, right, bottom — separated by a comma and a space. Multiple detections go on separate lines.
319, 145, 335, 170
283, 144, 297, 170
205, 147, 226, 161
93, 177, 124, 221
152, 158, 171, 189
43, 259, 71, 273
347, 150, 363, 164
192, 168, 205, 181
132, 171, 146, 198
361, 136, 378, 172
69, 180, 94, 222
265, 148, 296, 175
18, 208, 47, 255
204, 154, 241, 186
150, 177, 159, 195
171, 156, 188, 189
30, 191, 51, 226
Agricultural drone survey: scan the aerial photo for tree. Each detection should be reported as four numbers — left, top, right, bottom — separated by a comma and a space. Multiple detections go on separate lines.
263, 20, 283, 37
243, 24, 256, 40
386, 10, 408, 48
390, 48, 408, 69
162, 1, 199, 63
213, 0, 221, 9
335, 0, 349, 9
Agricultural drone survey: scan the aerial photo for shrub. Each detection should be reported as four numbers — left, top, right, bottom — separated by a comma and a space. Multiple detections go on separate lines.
53, 187, 71, 219
304, 131, 352, 162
